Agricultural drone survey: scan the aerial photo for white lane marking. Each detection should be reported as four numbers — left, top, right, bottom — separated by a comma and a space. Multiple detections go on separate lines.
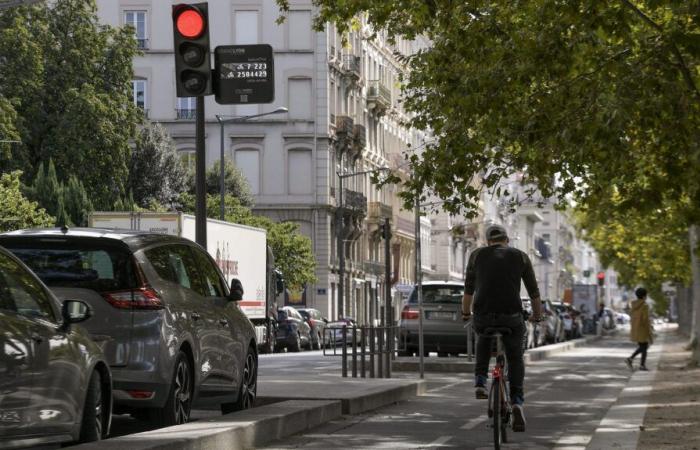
461, 415, 487, 430
427, 379, 468, 393
426, 435, 452, 447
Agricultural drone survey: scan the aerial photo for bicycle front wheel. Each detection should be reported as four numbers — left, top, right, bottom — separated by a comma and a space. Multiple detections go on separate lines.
491, 380, 502, 449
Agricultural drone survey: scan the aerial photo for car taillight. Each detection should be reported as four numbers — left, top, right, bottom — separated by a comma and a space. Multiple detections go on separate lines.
401, 307, 419, 320
102, 287, 163, 310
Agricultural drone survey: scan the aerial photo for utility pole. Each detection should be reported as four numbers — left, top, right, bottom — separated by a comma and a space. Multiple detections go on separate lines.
337, 161, 345, 320
415, 194, 425, 379
384, 217, 392, 378
195, 96, 207, 248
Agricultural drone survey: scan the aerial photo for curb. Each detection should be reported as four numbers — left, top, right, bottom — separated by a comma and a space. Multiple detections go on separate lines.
392, 335, 601, 373
66, 400, 341, 450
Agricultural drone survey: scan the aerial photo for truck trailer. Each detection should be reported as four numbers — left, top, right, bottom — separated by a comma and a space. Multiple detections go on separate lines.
88, 211, 281, 353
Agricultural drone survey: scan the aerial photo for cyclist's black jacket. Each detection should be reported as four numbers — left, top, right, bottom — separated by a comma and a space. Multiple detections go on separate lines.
464, 243, 540, 315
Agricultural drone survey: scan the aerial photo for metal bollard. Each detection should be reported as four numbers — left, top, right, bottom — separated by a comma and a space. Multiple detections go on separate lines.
360, 327, 366, 378
386, 326, 392, 378
369, 326, 375, 378
377, 327, 384, 378
351, 325, 358, 378
342, 325, 348, 378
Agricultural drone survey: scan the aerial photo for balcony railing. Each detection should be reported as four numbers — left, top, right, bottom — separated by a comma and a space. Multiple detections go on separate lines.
342, 55, 361, 79
137, 38, 149, 50
176, 108, 196, 120
368, 201, 392, 221
367, 80, 391, 112
343, 189, 367, 214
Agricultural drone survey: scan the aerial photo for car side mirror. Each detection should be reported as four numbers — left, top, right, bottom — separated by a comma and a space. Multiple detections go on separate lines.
62, 300, 91, 325
229, 278, 244, 301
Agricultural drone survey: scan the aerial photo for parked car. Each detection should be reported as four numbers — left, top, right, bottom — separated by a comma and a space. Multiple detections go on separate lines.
297, 307, 328, 350
0, 245, 112, 448
542, 300, 564, 343
0, 228, 258, 426
326, 317, 363, 346
551, 301, 574, 341
276, 306, 312, 352
398, 281, 467, 357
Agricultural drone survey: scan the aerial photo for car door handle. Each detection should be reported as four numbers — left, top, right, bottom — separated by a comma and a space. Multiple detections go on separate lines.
191, 313, 201, 321
219, 319, 229, 327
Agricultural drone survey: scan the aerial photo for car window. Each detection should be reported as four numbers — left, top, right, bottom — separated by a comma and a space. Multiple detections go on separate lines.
408, 285, 463, 304
277, 309, 288, 320
298, 310, 310, 320
189, 247, 226, 298
145, 245, 206, 296
0, 252, 56, 321
6, 242, 136, 293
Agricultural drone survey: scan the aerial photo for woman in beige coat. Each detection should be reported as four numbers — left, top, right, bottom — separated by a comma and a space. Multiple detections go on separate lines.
625, 287, 653, 371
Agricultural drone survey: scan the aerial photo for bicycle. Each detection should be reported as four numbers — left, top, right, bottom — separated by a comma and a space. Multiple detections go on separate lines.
483, 327, 512, 450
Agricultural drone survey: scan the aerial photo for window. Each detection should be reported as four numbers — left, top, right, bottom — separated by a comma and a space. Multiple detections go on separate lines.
288, 10, 312, 50
132, 79, 146, 110
288, 149, 312, 194
177, 97, 196, 119
191, 248, 225, 297
144, 245, 206, 296
179, 150, 195, 171
234, 10, 258, 44
0, 252, 56, 320
288, 78, 312, 120
125, 10, 148, 49
235, 149, 260, 195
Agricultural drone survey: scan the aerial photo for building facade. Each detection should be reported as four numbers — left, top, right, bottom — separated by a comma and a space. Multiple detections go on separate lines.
96, 0, 428, 323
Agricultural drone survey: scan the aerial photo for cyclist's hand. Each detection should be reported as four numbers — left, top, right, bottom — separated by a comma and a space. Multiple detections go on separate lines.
462, 312, 472, 322
529, 314, 542, 323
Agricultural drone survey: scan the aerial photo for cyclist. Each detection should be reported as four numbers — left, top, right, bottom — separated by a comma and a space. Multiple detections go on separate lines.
461, 224, 542, 432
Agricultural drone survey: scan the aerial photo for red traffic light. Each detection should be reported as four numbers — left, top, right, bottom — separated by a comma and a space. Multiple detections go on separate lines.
596, 271, 605, 280
175, 8, 205, 39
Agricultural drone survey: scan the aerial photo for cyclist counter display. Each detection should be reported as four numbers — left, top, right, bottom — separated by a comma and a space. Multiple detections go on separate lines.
214, 44, 274, 104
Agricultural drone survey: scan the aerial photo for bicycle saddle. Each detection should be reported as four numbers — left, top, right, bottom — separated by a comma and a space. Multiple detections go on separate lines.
482, 327, 512, 336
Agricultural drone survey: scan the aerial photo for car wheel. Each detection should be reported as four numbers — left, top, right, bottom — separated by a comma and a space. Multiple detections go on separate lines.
289, 332, 301, 352
78, 370, 105, 443
150, 351, 192, 427
313, 332, 322, 350
222, 346, 257, 414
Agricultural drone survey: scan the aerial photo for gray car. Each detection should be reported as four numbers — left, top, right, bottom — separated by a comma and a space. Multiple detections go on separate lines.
0, 245, 112, 448
0, 228, 258, 427
398, 281, 468, 357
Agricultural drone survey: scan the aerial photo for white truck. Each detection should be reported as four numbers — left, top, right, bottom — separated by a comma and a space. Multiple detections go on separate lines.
88, 211, 281, 353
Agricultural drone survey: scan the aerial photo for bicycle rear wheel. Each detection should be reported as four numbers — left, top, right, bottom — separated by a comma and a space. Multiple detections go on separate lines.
491, 379, 502, 449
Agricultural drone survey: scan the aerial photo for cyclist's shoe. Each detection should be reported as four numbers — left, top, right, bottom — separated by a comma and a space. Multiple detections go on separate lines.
512, 404, 526, 432
625, 357, 633, 370
639, 365, 649, 371
475, 385, 488, 399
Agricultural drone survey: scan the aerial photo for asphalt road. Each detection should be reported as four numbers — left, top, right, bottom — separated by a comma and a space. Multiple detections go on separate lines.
261, 327, 651, 449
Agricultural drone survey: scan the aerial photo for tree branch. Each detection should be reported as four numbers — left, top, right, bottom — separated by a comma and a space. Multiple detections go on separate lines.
620, 0, 700, 100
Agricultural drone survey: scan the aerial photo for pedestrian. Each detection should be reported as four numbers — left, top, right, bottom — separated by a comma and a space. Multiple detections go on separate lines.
625, 287, 653, 371
462, 224, 542, 432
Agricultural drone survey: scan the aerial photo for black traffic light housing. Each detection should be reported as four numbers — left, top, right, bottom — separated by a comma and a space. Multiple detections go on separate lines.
172, 3, 212, 97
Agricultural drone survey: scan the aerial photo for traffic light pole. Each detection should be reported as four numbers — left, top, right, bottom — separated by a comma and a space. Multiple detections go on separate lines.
195, 95, 207, 248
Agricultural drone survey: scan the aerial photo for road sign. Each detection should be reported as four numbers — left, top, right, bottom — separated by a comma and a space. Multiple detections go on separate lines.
214, 44, 274, 104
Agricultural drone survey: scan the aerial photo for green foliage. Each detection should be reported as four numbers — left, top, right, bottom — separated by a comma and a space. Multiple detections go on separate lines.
195, 158, 255, 208
128, 123, 187, 208
0, 0, 139, 209
0, 171, 54, 232
0, 97, 19, 171
179, 193, 316, 289
294, 1, 700, 225
29, 159, 93, 226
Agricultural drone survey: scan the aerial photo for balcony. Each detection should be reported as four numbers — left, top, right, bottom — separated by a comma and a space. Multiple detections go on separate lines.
342, 189, 367, 215
137, 38, 149, 50
368, 201, 392, 223
342, 55, 361, 81
367, 80, 391, 113
176, 108, 196, 120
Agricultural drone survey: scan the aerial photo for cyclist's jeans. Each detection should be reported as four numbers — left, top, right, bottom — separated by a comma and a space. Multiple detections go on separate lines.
474, 313, 526, 404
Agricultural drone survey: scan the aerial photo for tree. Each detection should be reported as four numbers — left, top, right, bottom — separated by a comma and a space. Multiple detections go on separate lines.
63, 175, 93, 227
199, 158, 255, 208
179, 193, 316, 289
286, 0, 700, 360
0, 97, 19, 171
0, 0, 140, 209
0, 171, 54, 232
30, 160, 63, 219
128, 123, 187, 209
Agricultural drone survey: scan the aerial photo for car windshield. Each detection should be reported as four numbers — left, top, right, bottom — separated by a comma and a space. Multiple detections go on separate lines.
408, 285, 463, 304
277, 310, 288, 320
298, 310, 310, 320
5, 241, 137, 292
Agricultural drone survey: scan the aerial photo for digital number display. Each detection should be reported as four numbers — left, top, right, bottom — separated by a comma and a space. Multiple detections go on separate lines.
215, 44, 275, 104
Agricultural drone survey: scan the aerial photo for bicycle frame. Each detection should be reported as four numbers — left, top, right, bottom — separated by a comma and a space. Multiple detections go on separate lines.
487, 334, 511, 449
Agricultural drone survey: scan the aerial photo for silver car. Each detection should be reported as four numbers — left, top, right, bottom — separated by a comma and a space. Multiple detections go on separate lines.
398, 281, 468, 357
0, 228, 258, 427
0, 245, 112, 448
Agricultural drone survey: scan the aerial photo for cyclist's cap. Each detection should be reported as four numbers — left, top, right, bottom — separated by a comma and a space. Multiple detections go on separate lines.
485, 224, 508, 241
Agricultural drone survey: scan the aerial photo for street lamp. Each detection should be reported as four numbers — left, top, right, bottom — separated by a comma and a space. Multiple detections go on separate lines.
336, 166, 390, 320
215, 106, 288, 220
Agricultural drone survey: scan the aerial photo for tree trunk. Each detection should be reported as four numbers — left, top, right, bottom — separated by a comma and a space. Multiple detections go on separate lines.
689, 225, 700, 364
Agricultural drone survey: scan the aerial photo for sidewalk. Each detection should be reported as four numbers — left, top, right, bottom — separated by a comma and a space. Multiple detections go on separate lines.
637, 329, 700, 450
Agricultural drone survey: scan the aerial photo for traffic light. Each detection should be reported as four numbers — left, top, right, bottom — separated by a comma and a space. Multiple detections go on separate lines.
172, 3, 212, 97
597, 271, 605, 286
